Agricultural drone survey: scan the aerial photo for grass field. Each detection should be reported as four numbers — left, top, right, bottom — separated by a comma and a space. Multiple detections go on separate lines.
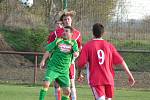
0, 84, 150, 100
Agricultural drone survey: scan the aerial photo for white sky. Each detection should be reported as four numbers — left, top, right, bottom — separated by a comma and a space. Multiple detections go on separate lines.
126, 0, 150, 19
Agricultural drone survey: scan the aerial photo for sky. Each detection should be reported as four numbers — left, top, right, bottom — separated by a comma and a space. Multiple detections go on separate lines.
125, 0, 150, 19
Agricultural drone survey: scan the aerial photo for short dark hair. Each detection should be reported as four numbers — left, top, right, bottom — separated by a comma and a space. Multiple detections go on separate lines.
64, 26, 73, 33
92, 23, 104, 38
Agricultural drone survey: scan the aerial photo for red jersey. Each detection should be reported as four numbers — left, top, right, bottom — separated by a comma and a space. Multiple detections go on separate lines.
77, 38, 123, 86
47, 28, 64, 44
47, 28, 82, 49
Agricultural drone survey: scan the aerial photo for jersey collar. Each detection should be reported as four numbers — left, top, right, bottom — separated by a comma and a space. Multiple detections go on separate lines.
92, 38, 103, 40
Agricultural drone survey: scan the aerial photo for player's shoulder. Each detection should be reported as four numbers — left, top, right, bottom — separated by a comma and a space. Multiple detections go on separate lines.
82, 39, 93, 47
49, 31, 55, 35
101, 40, 115, 48
73, 28, 81, 34
84, 39, 108, 46
105, 40, 117, 50
72, 39, 78, 43
56, 28, 64, 33
105, 40, 114, 46
70, 39, 77, 45
56, 38, 63, 43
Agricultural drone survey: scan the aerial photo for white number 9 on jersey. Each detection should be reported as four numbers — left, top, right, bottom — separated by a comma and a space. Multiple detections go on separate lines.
97, 49, 105, 65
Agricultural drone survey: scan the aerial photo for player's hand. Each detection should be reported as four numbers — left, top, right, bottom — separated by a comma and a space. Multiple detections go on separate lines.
77, 74, 84, 84
40, 60, 45, 70
128, 76, 135, 87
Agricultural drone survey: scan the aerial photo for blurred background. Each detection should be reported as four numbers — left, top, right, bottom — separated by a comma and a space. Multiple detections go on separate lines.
0, 0, 150, 89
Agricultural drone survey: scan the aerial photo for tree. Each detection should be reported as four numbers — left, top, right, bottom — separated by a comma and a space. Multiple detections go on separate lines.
67, 0, 118, 32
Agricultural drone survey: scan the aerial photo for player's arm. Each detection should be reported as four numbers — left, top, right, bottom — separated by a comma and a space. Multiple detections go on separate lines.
120, 61, 135, 87
71, 40, 79, 62
71, 52, 79, 64
76, 46, 88, 82
40, 38, 59, 70
40, 31, 54, 69
74, 31, 84, 81
77, 67, 85, 83
111, 44, 135, 87
76, 32, 82, 51
40, 51, 49, 70
47, 31, 57, 44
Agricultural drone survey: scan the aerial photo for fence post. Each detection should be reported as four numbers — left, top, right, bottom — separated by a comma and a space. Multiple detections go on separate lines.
63, 0, 68, 10
34, 53, 38, 84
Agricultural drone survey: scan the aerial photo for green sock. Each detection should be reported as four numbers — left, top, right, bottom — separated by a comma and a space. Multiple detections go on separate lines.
39, 88, 47, 100
61, 95, 69, 100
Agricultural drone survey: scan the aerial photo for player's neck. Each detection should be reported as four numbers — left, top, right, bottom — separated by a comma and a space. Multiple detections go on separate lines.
93, 37, 103, 40
63, 37, 71, 40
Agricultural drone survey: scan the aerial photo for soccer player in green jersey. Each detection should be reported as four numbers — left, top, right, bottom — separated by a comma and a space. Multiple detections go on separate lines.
39, 26, 79, 100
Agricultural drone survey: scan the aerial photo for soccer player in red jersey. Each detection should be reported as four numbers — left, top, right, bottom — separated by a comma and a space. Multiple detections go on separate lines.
47, 11, 82, 100
77, 23, 135, 100
47, 20, 63, 44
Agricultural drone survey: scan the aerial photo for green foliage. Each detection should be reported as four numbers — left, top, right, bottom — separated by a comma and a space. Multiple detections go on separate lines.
113, 40, 150, 50
0, 26, 49, 52
120, 52, 150, 71
27, 26, 49, 51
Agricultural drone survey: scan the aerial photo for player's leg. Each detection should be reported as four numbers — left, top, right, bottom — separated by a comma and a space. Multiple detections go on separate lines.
90, 85, 106, 100
70, 79, 76, 100
57, 73, 71, 100
39, 81, 50, 100
61, 87, 71, 100
69, 64, 76, 100
54, 81, 61, 100
106, 98, 111, 100
39, 69, 58, 100
105, 85, 114, 100
97, 96, 105, 100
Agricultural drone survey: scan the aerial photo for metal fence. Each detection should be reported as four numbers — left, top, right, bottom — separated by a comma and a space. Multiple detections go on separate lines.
0, 51, 44, 84
0, 0, 150, 88
0, 51, 150, 89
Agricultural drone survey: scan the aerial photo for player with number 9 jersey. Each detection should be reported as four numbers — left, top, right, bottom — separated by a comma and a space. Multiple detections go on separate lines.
78, 39, 123, 86
77, 23, 135, 100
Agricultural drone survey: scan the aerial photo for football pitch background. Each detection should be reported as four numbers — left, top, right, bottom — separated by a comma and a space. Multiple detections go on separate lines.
1, 0, 150, 100
0, 84, 150, 100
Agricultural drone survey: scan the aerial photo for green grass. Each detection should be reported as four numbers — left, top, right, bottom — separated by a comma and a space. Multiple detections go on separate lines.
0, 84, 150, 100
115, 89, 150, 100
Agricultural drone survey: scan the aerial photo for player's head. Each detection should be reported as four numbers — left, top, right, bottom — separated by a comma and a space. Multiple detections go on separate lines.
63, 26, 73, 40
92, 23, 104, 38
55, 20, 63, 29
60, 11, 75, 26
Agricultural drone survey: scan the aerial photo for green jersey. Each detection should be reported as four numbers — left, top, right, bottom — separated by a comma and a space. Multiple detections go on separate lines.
46, 38, 79, 74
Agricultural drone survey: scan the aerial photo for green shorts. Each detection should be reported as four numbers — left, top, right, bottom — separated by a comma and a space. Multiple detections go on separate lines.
44, 69, 70, 87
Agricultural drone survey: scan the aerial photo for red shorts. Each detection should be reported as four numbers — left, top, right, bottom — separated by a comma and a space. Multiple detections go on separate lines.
69, 64, 76, 79
91, 85, 114, 99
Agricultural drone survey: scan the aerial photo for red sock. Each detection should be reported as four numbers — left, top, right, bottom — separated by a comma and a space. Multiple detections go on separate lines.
55, 88, 61, 100
57, 89, 61, 100
70, 95, 72, 100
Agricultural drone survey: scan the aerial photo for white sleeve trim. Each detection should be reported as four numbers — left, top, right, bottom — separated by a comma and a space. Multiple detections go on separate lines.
54, 31, 57, 40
